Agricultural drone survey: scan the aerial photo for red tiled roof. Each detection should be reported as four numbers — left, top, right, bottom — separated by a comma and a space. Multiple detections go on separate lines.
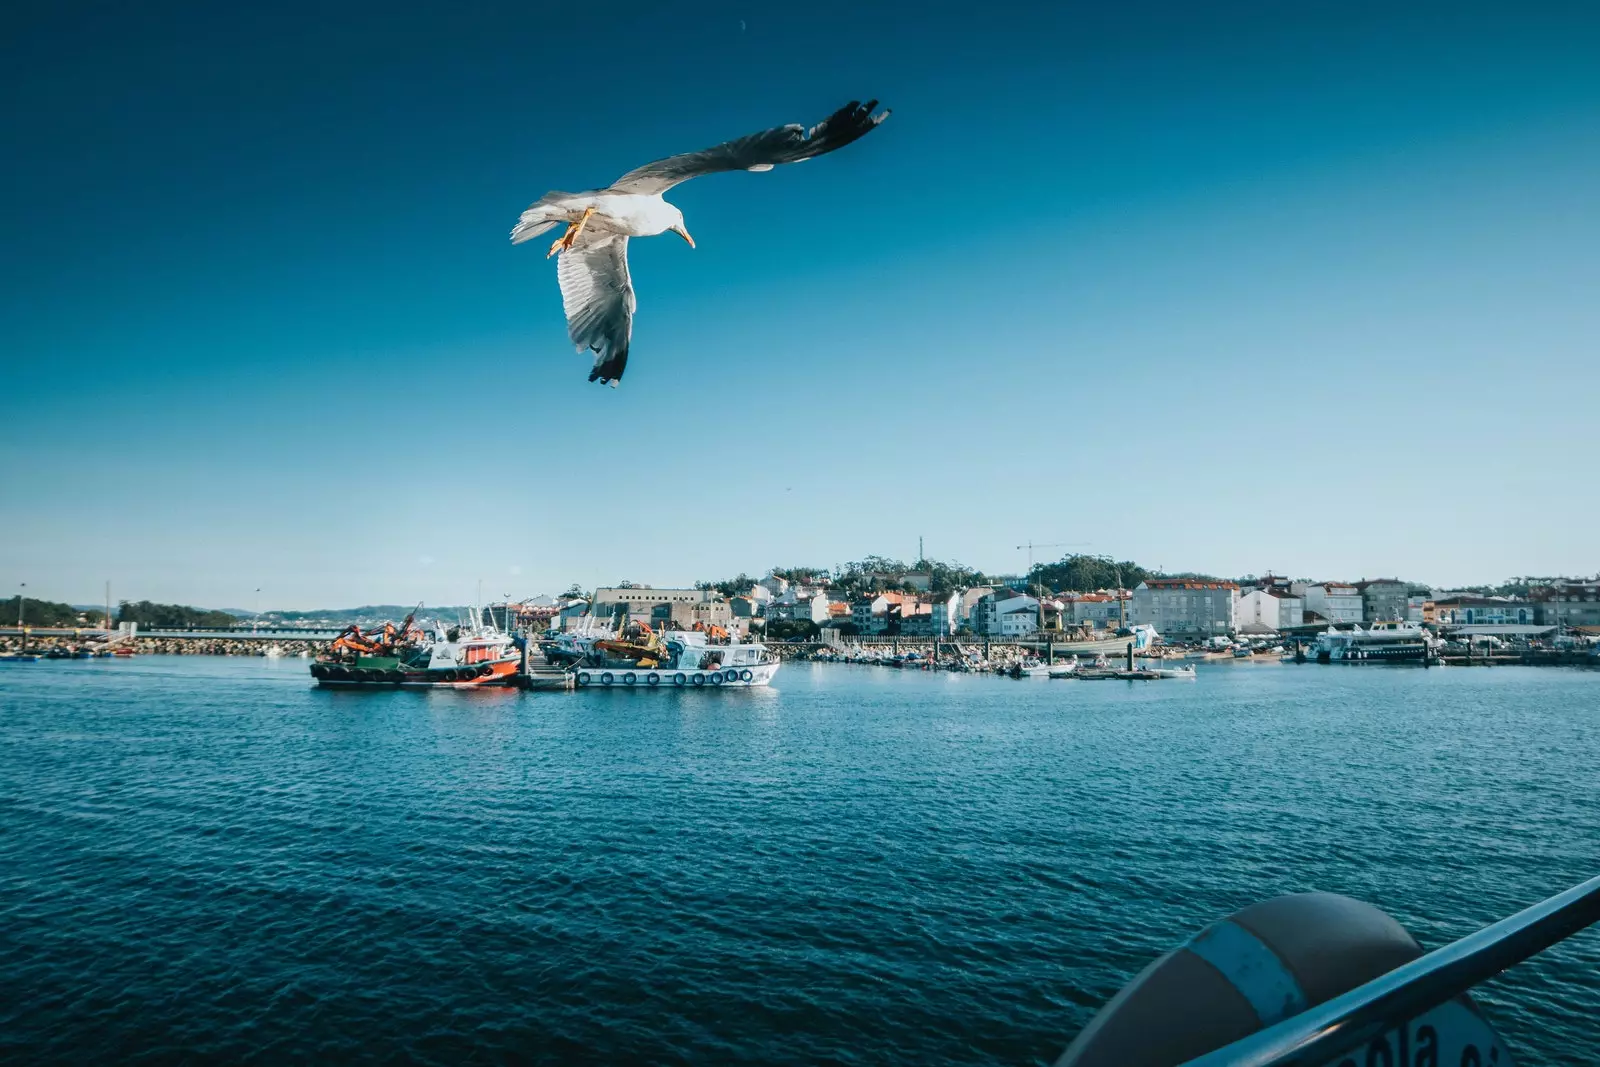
1145, 579, 1239, 590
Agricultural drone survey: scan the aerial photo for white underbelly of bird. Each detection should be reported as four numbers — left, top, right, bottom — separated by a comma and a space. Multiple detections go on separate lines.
510, 100, 889, 386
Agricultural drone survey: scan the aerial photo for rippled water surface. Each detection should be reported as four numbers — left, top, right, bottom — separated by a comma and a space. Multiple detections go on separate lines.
2, 657, 1598, 1064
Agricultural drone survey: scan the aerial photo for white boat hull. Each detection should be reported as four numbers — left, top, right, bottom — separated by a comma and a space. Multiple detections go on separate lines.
574, 661, 780, 689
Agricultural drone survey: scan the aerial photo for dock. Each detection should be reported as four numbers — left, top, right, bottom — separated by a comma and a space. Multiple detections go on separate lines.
516, 642, 576, 690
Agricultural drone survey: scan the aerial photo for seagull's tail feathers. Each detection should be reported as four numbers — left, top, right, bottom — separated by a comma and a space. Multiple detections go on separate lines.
509, 192, 575, 244
586, 341, 628, 386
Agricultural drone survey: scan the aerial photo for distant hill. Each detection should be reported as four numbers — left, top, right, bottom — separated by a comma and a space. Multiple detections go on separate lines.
7, 597, 108, 627
116, 600, 238, 628
260, 605, 473, 626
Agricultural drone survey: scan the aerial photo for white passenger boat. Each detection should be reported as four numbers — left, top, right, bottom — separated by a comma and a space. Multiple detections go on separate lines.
1312, 621, 1438, 664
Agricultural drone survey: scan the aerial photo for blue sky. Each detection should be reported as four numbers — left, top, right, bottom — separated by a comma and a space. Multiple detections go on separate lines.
3, 1, 1597, 608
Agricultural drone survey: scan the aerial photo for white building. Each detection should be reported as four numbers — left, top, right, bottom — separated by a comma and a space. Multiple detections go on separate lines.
1236, 589, 1304, 633
1297, 583, 1364, 625
1130, 579, 1239, 638
851, 593, 910, 635
997, 605, 1039, 636
759, 575, 789, 598
972, 592, 1039, 636
957, 587, 994, 630
928, 591, 961, 636
793, 592, 831, 625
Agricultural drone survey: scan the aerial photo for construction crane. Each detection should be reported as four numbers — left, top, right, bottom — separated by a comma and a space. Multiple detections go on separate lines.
1015, 540, 1090, 631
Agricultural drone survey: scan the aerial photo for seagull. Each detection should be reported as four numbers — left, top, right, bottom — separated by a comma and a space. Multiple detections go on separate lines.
511, 100, 890, 386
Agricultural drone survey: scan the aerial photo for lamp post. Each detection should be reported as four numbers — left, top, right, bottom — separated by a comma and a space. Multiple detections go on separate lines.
503, 592, 512, 634
254, 588, 261, 632
17, 582, 24, 628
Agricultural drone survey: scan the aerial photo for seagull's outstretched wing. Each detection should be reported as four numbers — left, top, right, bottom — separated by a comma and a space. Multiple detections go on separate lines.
557, 233, 635, 385
608, 100, 890, 195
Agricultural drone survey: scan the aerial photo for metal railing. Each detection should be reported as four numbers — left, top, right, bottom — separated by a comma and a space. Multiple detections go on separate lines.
1180, 873, 1600, 1067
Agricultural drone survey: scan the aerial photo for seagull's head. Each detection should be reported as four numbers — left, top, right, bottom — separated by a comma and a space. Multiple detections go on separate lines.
668, 208, 695, 249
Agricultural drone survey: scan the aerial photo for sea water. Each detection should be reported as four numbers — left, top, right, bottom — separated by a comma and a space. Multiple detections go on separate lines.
1, 657, 1596, 1064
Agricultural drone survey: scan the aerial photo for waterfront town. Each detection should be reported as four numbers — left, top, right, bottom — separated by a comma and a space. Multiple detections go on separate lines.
485, 570, 1600, 647
8, 564, 1600, 652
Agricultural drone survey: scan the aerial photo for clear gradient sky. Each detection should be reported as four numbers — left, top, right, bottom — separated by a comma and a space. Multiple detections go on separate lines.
3, 1, 1597, 609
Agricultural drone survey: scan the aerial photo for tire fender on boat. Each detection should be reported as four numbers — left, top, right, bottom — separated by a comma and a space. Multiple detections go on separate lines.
740, 669, 754, 682
622, 671, 637, 685
600, 671, 614, 686
692, 673, 705, 686
577, 671, 592, 686
673, 673, 686, 686
708, 671, 723, 685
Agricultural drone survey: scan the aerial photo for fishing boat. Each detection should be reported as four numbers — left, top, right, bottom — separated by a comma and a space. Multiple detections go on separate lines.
573, 624, 779, 688
0, 653, 39, 662
310, 608, 520, 688
1048, 661, 1079, 679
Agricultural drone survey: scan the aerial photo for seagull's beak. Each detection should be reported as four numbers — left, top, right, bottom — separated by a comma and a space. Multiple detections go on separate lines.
671, 223, 695, 248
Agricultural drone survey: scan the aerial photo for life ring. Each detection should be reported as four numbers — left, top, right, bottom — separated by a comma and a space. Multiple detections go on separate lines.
622, 671, 637, 685
709, 671, 724, 685
577, 671, 592, 686
600, 671, 614, 685
692, 672, 705, 686
740, 669, 754, 682
673, 673, 686, 686
646, 672, 660, 686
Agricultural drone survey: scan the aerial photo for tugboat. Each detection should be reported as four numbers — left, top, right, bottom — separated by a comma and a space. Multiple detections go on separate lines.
310, 607, 520, 688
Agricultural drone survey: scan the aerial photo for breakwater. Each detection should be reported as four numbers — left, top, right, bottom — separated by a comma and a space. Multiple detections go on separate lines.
0, 635, 326, 657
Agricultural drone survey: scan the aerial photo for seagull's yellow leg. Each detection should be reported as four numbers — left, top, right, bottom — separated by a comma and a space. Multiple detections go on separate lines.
546, 206, 595, 258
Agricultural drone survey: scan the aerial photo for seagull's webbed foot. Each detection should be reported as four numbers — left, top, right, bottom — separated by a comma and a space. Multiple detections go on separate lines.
546, 206, 596, 258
